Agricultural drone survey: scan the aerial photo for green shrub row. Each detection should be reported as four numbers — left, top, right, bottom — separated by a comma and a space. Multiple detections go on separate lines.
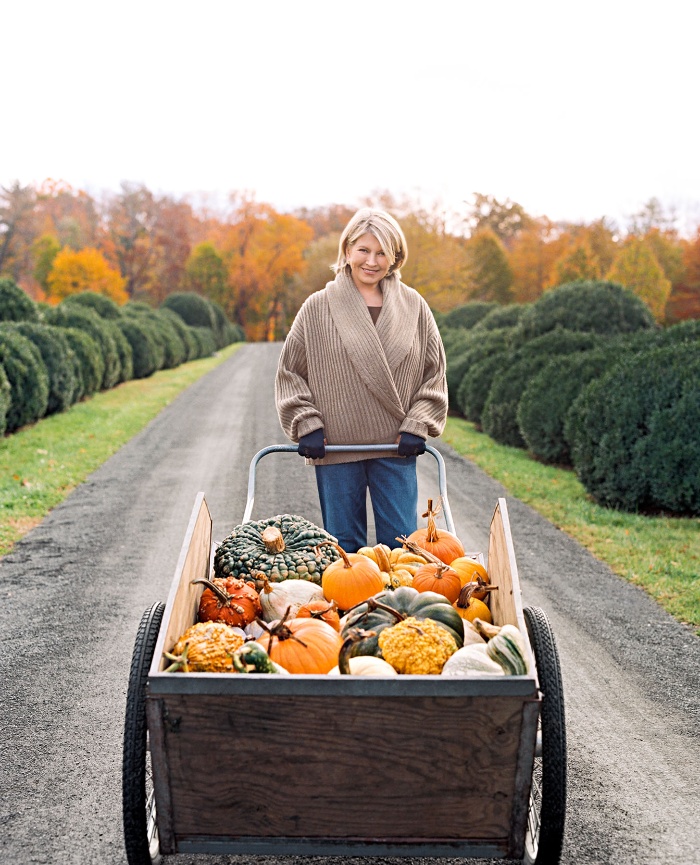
442, 281, 700, 515
0, 281, 245, 436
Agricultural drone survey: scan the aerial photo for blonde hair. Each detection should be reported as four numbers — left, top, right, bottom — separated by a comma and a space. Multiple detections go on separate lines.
334, 208, 408, 278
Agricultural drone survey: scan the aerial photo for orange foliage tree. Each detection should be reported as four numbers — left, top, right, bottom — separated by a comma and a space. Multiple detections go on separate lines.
215, 196, 313, 340
46, 247, 128, 305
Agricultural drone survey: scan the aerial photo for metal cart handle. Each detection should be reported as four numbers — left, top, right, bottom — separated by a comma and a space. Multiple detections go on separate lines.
242, 444, 454, 534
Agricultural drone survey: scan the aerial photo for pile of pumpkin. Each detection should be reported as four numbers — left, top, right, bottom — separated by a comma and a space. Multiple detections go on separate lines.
164, 502, 528, 678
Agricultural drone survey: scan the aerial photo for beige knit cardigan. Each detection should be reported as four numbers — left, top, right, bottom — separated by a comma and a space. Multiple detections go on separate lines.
275, 270, 448, 465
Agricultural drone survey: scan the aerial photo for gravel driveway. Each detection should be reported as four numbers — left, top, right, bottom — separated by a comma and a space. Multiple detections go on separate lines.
1, 342, 698, 865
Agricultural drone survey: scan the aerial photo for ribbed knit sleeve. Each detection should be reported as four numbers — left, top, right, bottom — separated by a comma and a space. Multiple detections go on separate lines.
275, 327, 324, 442
398, 308, 448, 439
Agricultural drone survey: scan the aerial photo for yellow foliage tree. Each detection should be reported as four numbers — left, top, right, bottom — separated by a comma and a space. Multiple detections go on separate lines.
46, 247, 128, 304
552, 242, 601, 285
606, 238, 671, 320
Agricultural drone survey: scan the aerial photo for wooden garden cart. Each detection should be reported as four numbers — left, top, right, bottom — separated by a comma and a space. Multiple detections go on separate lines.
122, 445, 567, 864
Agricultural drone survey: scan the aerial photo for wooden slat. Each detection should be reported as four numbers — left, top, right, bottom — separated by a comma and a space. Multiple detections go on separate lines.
151, 493, 212, 675
159, 692, 526, 841
146, 699, 176, 854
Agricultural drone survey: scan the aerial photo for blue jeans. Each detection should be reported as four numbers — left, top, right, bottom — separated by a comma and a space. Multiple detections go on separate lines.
315, 457, 418, 552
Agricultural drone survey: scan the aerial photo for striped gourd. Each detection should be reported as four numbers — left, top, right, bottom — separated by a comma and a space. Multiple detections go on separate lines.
486, 624, 529, 675
213, 514, 340, 587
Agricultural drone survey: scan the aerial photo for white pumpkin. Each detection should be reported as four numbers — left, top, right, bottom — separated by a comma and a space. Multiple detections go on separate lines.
441, 643, 505, 677
259, 578, 323, 623
328, 656, 398, 676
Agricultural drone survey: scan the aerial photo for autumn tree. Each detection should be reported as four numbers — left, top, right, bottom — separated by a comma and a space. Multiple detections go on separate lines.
507, 217, 563, 302
552, 242, 601, 285
464, 193, 533, 249
185, 242, 228, 306
46, 247, 128, 305
464, 229, 513, 303
107, 182, 159, 298
32, 234, 61, 293
0, 181, 37, 279
215, 195, 313, 339
666, 228, 700, 321
606, 238, 671, 320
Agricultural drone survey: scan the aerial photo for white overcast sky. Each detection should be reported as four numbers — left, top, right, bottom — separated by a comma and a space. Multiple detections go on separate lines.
3, 0, 700, 232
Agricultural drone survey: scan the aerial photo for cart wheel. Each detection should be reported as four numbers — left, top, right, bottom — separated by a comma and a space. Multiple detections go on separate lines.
123, 602, 165, 865
522, 606, 567, 865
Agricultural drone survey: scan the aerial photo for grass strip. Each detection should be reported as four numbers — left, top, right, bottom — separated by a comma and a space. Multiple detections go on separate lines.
442, 416, 700, 632
0, 343, 242, 557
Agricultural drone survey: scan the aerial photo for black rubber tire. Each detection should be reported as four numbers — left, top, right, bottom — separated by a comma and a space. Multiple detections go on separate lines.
523, 606, 567, 865
122, 602, 165, 865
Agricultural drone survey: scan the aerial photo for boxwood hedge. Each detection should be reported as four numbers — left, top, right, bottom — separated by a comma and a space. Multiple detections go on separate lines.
63, 291, 123, 320
0, 326, 50, 431
481, 330, 602, 448
5, 321, 80, 414
190, 326, 217, 358
0, 277, 40, 323
472, 304, 526, 332
441, 302, 498, 330
60, 328, 104, 400
116, 317, 160, 379
123, 303, 186, 369
161, 292, 217, 331
445, 326, 518, 410
160, 308, 199, 361
517, 280, 657, 341
565, 343, 700, 514
43, 304, 121, 390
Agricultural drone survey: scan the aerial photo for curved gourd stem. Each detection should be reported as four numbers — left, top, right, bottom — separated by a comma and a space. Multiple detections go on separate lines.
338, 628, 377, 674
191, 577, 245, 614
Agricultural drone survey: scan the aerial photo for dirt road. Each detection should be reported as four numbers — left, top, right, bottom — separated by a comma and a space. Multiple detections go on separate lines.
1, 342, 698, 865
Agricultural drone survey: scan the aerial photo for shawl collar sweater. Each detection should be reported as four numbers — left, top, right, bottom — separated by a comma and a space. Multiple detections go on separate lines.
275, 270, 447, 465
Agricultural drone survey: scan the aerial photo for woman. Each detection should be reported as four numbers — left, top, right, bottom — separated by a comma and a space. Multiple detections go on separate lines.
275, 207, 447, 552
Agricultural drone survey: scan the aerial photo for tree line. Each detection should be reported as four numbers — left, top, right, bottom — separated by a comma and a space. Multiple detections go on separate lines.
2, 180, 699, 339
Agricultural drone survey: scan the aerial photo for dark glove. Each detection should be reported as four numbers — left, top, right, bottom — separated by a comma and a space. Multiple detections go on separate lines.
298, 428, 325, 459
398, 432, 426, 457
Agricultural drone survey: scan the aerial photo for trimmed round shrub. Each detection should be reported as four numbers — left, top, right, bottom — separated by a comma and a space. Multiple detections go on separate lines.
517, 280, 656, 342
517, 346, 626, 466
0, 365, 11, 436
207, 299, 231, 348
123, 303, 186, 369
61, 328, 104, 400
63, 291, 123, 320
0, 326, 50, 431
566, 344, 700, 514
43, 304, 120, 390
441, 302, 498, 330
160, 307, 198, 361
447, 326, 518, 411
6, 321, 80, 414
456, 352, 511, 425
225, 321, 246, 343
116, 317, 160, 379
161, 292, 217, 331
0, 277, 40, 323
472, 303, 527, 332
109, 321, 134, 383
190, 326, 217, 358
482, 330, 602, 448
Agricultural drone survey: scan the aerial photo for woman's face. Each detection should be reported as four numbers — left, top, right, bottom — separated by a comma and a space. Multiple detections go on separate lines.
345, 232, 391, 292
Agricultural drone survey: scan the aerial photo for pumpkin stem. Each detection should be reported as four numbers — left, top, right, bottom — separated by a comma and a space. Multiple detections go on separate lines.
163, 642, 190, 673
191, 577, 241, 610
343, 596, 406, 623
455, 581, 498, 608
261, 525, 286, 553
330, 542, 353, 569
396, 536, 444, 566
255, 606, 309, 653
338, 628, 377, 674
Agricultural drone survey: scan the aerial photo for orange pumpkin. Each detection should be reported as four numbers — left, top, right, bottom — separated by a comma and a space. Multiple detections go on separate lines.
449, 557, 490, 594
295, 599, 341, 632
453, 583, 492, 623
193, 577, 262, 628
255, 611, 342, 674
407, 499, 465, 564
412, 562, 462, 604
322, 544, 385, 611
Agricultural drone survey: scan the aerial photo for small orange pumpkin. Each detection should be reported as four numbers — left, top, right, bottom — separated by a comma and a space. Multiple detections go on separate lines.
412, 562, 462, 604
407, 499, 465, 564
295, 599, 341, 632
453, 583, 493, 623
193, 577, 262, 628
322, 544, 385, 611
255, 608, 342, 674
449, 556, 488, 587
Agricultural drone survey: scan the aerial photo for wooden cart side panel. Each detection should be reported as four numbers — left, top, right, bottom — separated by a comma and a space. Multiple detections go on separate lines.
487, 497, 537, 680
507, 697, 540, 858
488, 498, 522, 629
151, 493, 212, 675
158, 693, 526, 843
